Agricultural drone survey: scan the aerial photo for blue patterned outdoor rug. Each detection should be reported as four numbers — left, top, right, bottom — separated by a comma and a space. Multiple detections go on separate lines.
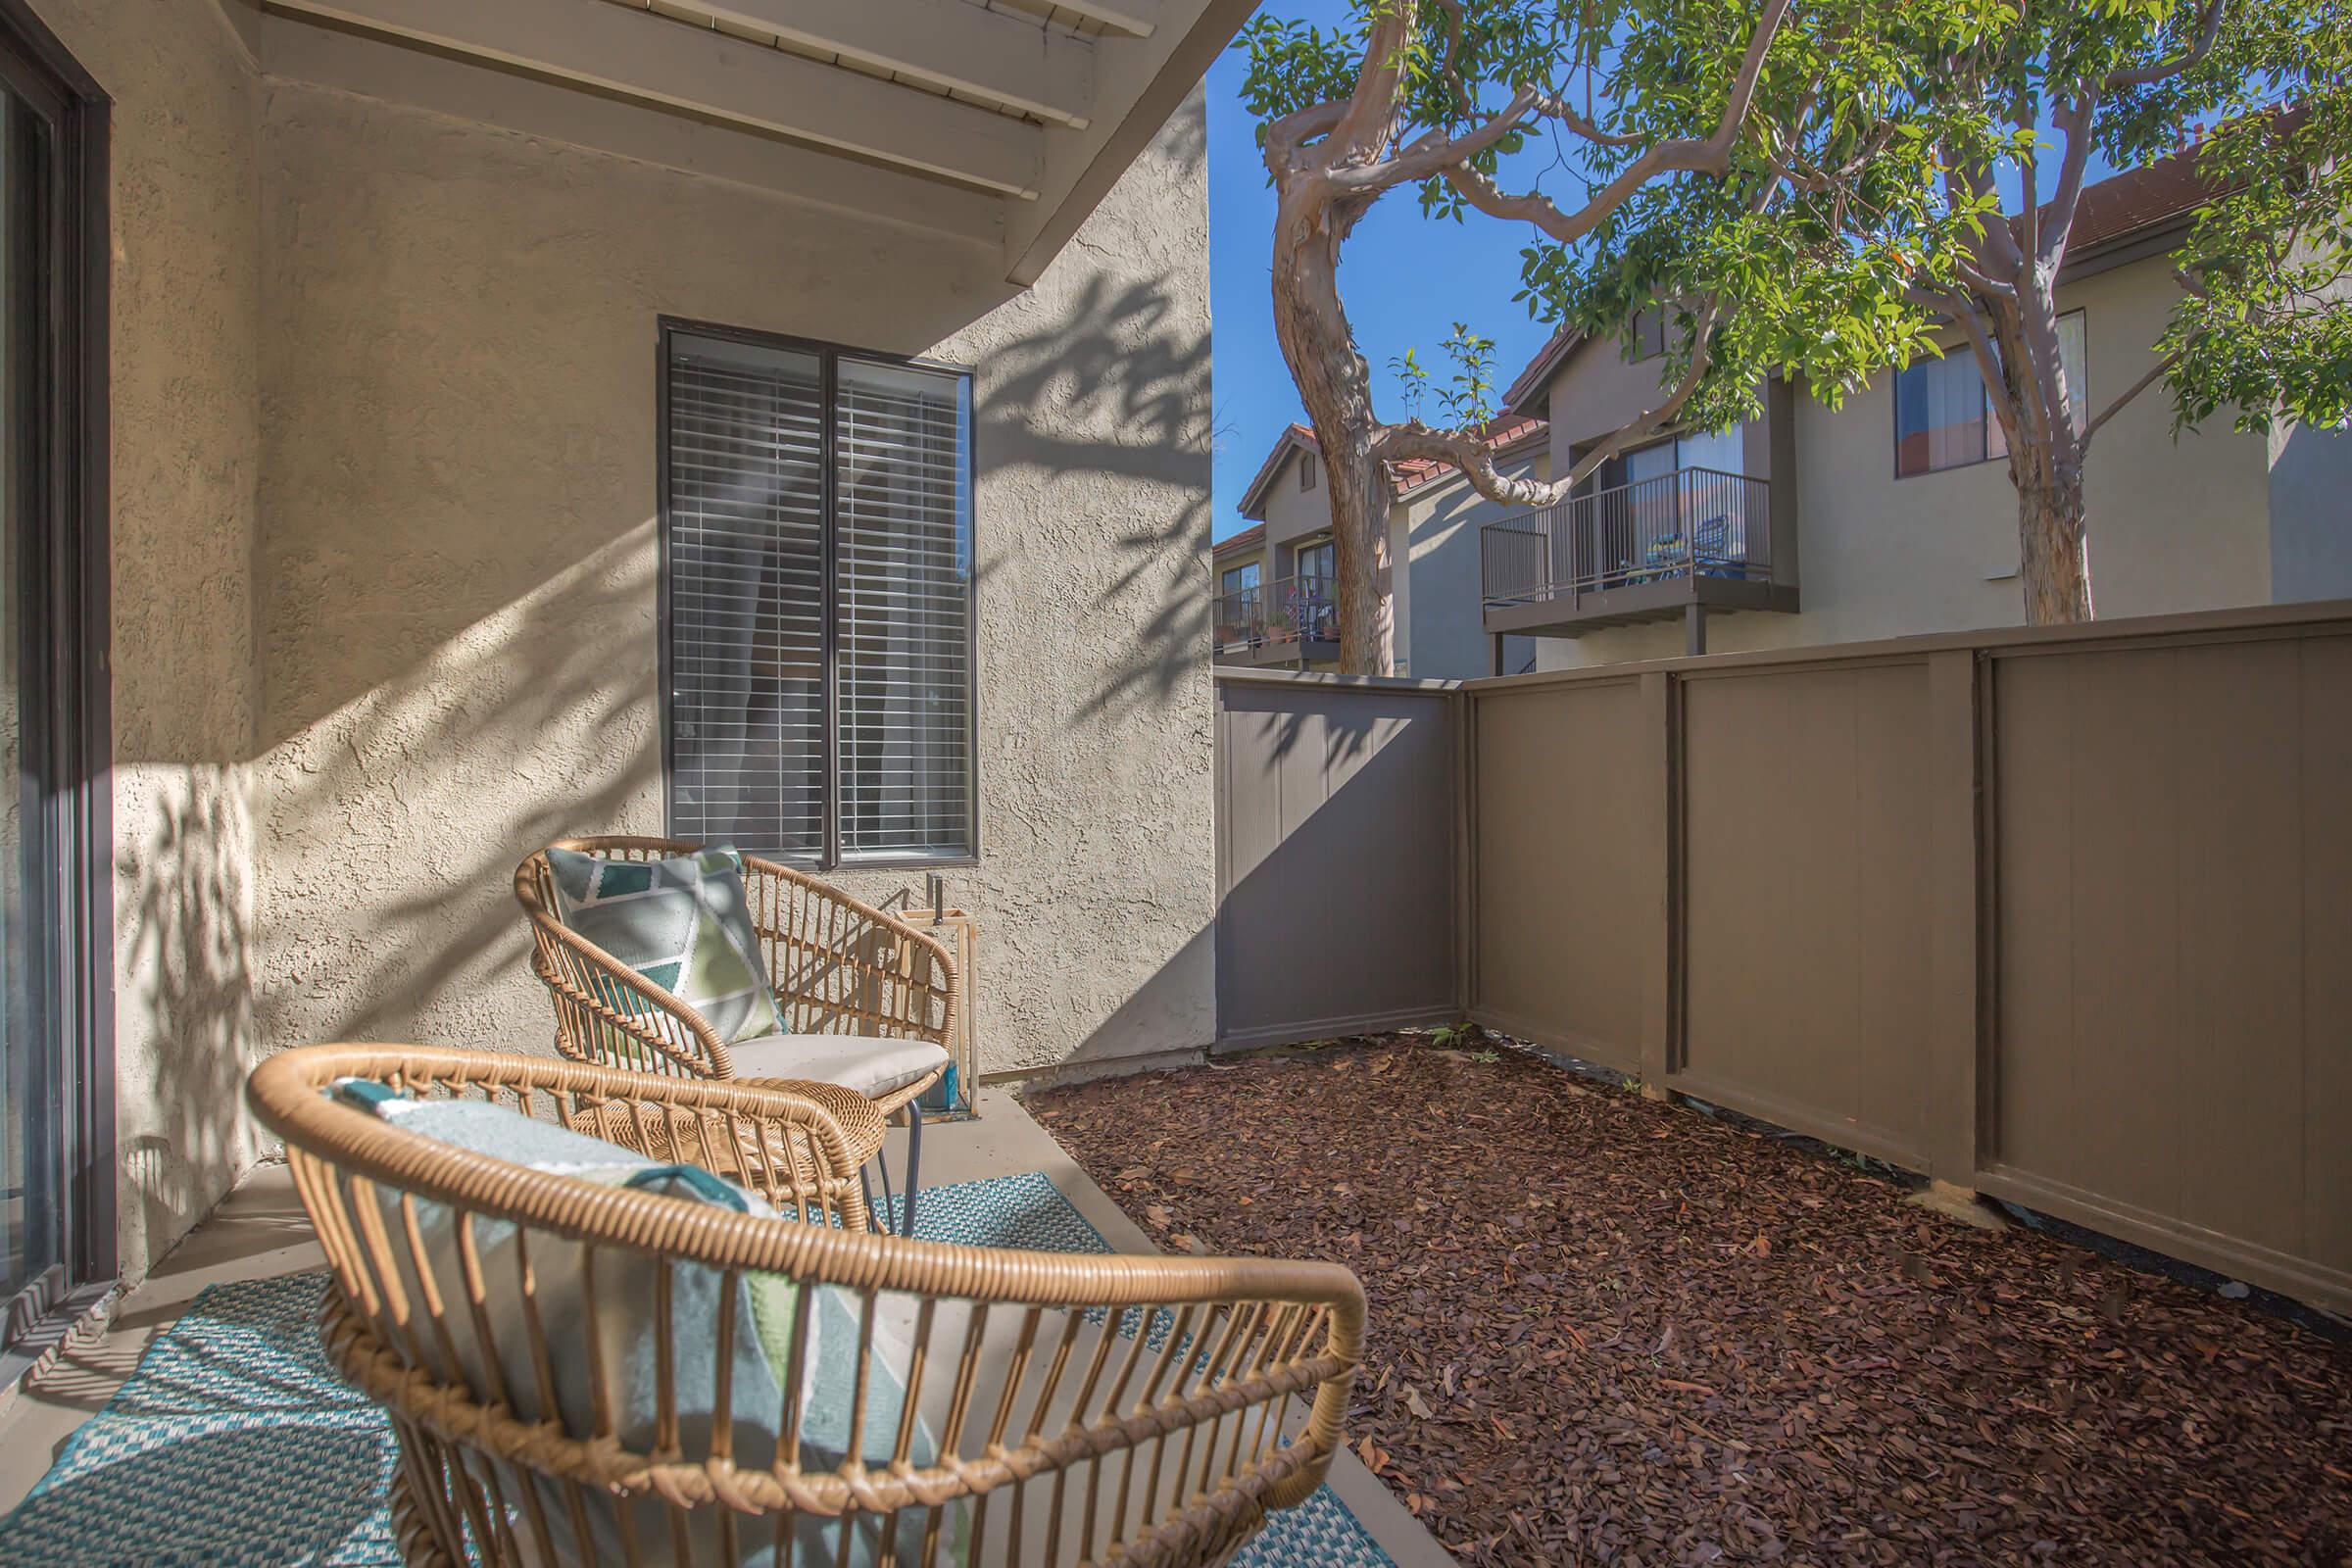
0, 1171, 1392, 1568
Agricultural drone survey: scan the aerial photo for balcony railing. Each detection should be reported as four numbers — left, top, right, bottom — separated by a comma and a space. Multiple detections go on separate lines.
1215, 571, 1338, 656
1481, 466, 1772, 607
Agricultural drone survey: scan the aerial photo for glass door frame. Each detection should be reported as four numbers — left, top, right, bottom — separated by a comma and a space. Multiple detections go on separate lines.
0, 0, 112, 1384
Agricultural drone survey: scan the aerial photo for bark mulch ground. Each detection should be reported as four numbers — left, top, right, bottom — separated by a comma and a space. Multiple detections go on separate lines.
1027, 1037, 2352, 1567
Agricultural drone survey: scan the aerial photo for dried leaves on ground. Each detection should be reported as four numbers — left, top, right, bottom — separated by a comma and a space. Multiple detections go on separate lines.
1029, 1039, 2352, 1566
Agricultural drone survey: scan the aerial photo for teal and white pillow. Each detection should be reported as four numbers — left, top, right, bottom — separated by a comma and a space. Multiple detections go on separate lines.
328, 1083, 957, 1565
544, 844, 786, 1046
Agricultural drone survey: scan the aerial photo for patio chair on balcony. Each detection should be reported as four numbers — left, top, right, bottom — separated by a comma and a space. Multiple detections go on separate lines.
247, 1043, 1366, 1568
514, 837, 955, 1231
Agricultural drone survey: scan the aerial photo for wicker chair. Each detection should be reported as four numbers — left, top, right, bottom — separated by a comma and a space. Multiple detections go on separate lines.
248, 1045, 1366, 1568
514, 838, 954, 1111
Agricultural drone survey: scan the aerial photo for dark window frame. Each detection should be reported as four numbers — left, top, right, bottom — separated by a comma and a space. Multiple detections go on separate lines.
1298, 450, 1316, 492
1894, 309, 2088, 481
656, 317, 980, 872
0, 0, 114, 1388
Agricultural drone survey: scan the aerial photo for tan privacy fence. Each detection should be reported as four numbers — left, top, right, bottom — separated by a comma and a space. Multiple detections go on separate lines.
1213, 673, 1462, 1051
1214, 601, 2352, 1313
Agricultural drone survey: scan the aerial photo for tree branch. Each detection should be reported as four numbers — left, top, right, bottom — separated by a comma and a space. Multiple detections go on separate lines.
1527, 88, 1651, 149
1329, 86, 1540, 193
2035, 89, 2099, 269
1329, 6, 1416, 166
1946, 153, 2026, 282
1374, 300, 1726, 503
1912, 283, 2024, 458
2082, 349, 2181, 443
2105, 0, 2228, 91
1264, 100, 1348, 178
1434, 0, 1793, 238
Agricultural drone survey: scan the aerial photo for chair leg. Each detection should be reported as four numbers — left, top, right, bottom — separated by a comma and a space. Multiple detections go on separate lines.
858, 1101, 924, 1237
900, 1101, 923, 1239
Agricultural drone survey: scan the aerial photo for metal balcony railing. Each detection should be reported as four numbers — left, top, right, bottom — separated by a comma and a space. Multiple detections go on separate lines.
1480, 466, 1772, 607
1214, 571, 1338, 655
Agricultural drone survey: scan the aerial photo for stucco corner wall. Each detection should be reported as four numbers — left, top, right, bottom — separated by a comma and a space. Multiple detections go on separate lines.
30, 0, 268, 1282
249, 79, 1215, 1084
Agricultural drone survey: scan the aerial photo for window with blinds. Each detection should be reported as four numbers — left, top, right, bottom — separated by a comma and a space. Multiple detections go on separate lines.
663, 328, 974, 864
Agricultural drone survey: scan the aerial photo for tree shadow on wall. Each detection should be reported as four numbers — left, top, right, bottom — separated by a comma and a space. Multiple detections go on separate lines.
247, 524, 663, 1067
977, 274, 1212, 724
118, 769, 255, 1275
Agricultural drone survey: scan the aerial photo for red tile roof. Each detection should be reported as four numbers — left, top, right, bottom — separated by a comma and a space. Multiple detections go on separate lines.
2017, 145, 2211, 256
1212, 521, 1266, 558
1389, 416, 1546, 495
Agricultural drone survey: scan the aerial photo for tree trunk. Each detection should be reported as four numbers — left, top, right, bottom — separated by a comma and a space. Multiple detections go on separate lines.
2016, 471, 2092, 625
1268, 179, 1393, 675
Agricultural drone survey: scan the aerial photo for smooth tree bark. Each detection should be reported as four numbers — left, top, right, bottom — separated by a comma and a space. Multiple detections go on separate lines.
1902, 0, 2227, 624
1257, 0, 1791, 673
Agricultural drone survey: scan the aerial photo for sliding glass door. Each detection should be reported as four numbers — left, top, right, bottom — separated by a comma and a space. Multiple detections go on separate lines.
0, 5, 110, 1379
1, 71, 53, 1321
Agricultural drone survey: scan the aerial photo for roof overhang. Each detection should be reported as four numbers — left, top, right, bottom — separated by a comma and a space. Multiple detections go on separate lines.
1500, 328, 1579, 421
230, 0, 1250, 284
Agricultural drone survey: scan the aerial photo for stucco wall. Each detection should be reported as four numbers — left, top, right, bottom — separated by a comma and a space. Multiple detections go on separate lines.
1255, 446, 1334, 563
1538, 254, 2277, 669
1399, 446, 1547, 680
250, 78, 1215, 1084
31, 0, 264, 1282
2269, 421, 2352, 602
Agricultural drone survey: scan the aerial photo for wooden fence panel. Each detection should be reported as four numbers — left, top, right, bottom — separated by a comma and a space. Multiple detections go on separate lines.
1457, 602, 2352, 1313
1676, 661, 1935, 1165
1982, 629, 2352, 1302
1468, 678, 1648, 1073
1213, 674, 1459, 1051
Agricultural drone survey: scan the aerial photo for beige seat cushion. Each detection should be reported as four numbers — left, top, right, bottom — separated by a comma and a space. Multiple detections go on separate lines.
726, 1033, 948, 1099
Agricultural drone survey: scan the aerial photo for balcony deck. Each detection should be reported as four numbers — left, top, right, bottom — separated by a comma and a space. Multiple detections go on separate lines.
1481, 466, 1797, 637
1215, 570, 1342, 668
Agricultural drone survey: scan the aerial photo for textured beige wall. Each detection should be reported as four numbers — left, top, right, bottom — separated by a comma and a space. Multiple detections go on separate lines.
1537, 257, 2277, 670
1256, 447, 1334, 562
29, 0, 264, 1281
1398, 446, 1548, 680
250, 79, 1215, 1083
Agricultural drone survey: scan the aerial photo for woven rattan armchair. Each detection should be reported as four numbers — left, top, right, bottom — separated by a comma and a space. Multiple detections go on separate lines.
248, 1044, 1366, 1568
514, 837, 954, 1120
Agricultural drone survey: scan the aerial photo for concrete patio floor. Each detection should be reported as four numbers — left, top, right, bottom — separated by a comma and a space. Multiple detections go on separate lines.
0, 1084, 1452, 1566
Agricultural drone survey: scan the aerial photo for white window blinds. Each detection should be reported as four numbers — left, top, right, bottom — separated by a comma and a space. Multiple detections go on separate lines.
664, 330, 974, 863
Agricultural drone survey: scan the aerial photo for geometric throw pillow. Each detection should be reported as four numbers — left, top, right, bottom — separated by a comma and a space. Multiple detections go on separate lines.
544, 843, 785, 1046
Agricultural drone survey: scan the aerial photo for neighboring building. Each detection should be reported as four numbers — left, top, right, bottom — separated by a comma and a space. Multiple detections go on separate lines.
3, 0, 1251, 1338
1216, 417, 1548, 676
1480, 154, 2352, 670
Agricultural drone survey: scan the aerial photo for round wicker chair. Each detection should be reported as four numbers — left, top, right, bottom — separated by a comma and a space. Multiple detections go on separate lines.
249, 1045, 1365, 1568
514, 837, 954, 1119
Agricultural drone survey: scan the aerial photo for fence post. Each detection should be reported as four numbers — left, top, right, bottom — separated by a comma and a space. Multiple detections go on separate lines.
1637, 668, 1676, 1097
1923, 649, 1983, 1189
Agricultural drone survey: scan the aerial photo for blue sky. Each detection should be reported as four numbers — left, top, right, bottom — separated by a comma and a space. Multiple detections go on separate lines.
1201, 6, 2123, 542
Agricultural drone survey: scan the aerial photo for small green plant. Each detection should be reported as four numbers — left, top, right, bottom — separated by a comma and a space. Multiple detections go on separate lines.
1428, 1021, 1481, 1051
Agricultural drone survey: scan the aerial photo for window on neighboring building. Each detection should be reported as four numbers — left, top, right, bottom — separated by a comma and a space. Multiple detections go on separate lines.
1220, 561, 1261, 598
1626, 308, 1668, 362
662, 325, 975, 865
1297, 539, 1335, 583
1298, 450, 1318, 491
1896, 310, 2087, 477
